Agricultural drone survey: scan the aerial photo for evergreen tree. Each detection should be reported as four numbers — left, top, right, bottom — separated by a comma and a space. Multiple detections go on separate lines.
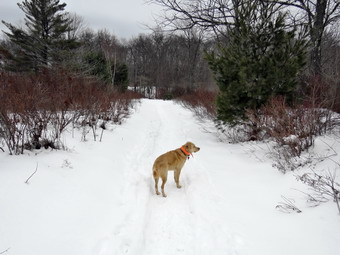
83, 51, 129, 92
1, 0, 78, 71
206, 1, 307, 125
84, 51, 112, 84
113, 63, 129, 92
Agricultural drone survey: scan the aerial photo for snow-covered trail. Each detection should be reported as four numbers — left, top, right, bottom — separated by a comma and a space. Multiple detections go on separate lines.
2, 99, 339, 255
95, 100, 238, 255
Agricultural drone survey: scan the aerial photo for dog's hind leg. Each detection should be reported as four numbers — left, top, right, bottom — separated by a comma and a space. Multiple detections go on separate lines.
160, 174, 168, 197
153, 169, 161, 195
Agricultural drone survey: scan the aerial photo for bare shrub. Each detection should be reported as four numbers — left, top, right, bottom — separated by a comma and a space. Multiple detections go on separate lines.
213, 121, 254, 143
256, 98, 331, 155
106, 92, 137, 124
0, 70, 141, 154
0, 72, 31, 154
177, 89, 217, 120
73, 84, 141, 141
300, 75, 340, 114
297, 170, 340, 214
244, 96, 336, 172
0, 112, 26, 155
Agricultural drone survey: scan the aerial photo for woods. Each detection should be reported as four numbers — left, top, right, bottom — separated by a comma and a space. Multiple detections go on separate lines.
0, 0, 340, 156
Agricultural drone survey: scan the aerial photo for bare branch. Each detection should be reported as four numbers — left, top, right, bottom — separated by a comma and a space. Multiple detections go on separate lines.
0, 248, 10, 255
276, 196, 302, 213
298, 169, 340, 214
148, 0, 236, 34
25, 162, 38, 184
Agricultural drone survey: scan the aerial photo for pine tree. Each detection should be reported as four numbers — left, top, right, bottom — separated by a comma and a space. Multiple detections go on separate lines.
84, 51, 112, 84
206, 1, 307, 125
113, 63, 129, 92
1, 0, 78, 71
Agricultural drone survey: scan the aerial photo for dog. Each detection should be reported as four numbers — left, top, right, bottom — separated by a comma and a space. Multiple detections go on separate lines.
152, 142, 200, 197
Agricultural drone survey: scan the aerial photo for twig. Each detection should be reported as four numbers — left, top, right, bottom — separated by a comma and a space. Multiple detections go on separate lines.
25, 163, 38, 184
92, 126, 97, 141
99, 121, 106, 142
314, 138, 339, 165
276, 195, 302, 213
100, 128, 104, 142
0, 248, 10, 254
0, 147, 4, 152
293, 188, 328, 207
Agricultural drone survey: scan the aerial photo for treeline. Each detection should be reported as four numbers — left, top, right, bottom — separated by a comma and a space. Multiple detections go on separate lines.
74, 29, 215, 98
1, 0, 340, 158
0, 2, 215, 98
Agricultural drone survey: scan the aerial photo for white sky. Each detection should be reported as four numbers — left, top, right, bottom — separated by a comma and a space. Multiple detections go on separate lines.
0, 0, 163, 39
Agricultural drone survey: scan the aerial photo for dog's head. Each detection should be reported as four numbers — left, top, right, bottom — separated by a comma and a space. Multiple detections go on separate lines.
183, 142, 200, 153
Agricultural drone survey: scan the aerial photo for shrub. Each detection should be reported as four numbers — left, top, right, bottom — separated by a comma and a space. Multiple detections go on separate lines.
245, 96, 336, 172
298, 170, 340, 214
0, 70, 141, 154
177, 89, 217, 120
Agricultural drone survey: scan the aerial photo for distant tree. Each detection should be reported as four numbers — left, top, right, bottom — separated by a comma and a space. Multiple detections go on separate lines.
206, 0, 307, 124
65, 13, 86, 40
127, 34, 154, 87
95, 30, 128, 87
1, 0, 78, 72
84, 51, 111, 84
113, 63, 129, 92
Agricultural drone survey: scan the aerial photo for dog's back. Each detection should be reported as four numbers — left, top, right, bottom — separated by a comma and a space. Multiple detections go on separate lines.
153, 149, 185, 173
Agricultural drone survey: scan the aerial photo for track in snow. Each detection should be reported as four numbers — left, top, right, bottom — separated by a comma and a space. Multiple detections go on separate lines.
95, 100, 240, 255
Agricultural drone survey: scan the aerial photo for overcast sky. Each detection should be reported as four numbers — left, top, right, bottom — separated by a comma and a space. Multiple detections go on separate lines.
0, 0, 163, 39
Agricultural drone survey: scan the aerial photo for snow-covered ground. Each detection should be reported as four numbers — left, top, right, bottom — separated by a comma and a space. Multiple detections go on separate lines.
1, 99, 339, 255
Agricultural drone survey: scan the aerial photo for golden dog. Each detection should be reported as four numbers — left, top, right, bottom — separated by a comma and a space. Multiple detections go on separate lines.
152, 142, 200, 197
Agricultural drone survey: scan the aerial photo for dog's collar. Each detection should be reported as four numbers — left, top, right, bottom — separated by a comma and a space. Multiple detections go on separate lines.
180, 146, 192, 159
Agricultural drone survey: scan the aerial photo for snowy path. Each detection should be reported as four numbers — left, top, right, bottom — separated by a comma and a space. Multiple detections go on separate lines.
95, 100, 237, 255
1, 99, 340, 255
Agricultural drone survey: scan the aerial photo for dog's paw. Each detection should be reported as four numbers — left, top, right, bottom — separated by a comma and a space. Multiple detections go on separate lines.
156, 191, 161, 195
177, 185, 182, 189
162, 193, 167, 198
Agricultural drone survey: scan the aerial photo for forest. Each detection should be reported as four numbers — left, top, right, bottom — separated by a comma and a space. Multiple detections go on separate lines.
0, 0, 339, 158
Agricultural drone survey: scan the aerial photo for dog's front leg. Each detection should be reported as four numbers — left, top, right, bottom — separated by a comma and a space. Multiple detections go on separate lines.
174, 168, 182, 189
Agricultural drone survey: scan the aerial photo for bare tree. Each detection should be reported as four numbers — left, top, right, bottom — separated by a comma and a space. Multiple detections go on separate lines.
269, 0, 340, 76
66, 13, 87, 40
148, 0, 239, 37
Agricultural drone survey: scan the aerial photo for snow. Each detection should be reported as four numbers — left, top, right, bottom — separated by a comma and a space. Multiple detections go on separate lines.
1, 99, 340, 255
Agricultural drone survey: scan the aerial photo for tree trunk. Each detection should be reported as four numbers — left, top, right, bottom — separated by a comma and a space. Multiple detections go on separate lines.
310, 0, 327, 76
